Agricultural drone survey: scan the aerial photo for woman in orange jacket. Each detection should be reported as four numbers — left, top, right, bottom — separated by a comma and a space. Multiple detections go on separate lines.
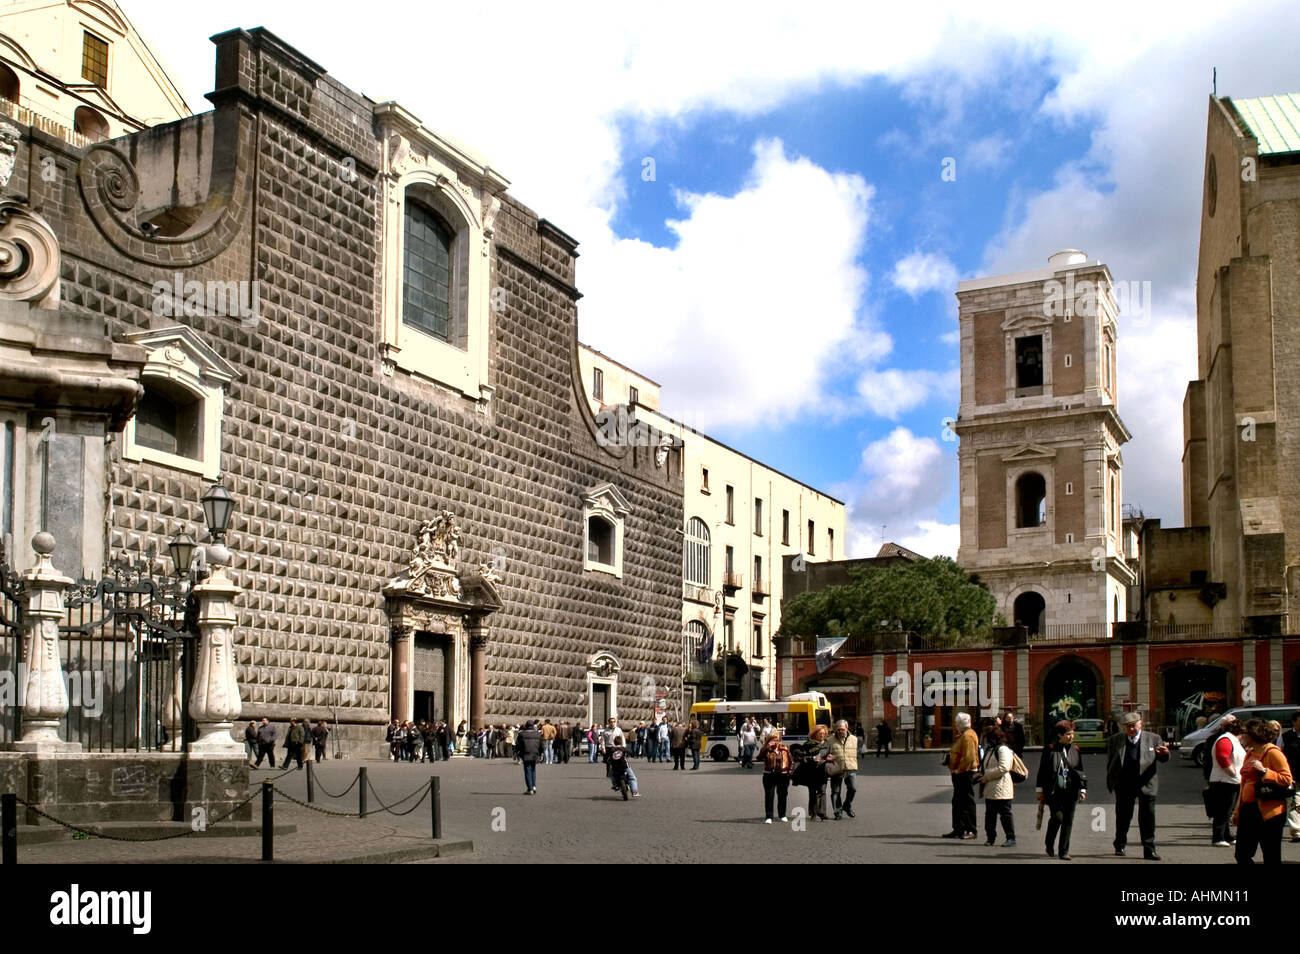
1234, 718, 1295, 864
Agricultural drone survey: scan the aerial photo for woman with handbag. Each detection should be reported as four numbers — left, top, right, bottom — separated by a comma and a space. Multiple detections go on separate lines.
1233, 718, 1295, 864
761, 730, 794, 823
1035, 721, 1086, 860
979, 725, 1016, 847
794, 725, 831, 821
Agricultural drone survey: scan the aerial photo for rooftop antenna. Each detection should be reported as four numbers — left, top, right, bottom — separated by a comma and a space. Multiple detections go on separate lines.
1213, 67, 1217, 98
880, 524, 886, 547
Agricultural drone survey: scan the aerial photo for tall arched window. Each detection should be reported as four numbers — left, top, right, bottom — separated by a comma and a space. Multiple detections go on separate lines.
403, 198, 453, 342
1015, 472, 1046, 528
684, 619, 711, 671
685, 517, 711, 586
1014, 591, 1046, 636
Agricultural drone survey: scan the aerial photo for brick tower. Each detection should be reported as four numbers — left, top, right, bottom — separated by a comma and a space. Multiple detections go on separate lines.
954, 250, 1135, 636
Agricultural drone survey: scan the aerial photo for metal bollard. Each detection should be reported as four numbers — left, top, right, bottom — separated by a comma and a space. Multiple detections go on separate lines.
2, 793, 16, 865
430, 776, 441, 840
306, 761, 315, 803
261, 782, 273, 862
358, 766, 368, 819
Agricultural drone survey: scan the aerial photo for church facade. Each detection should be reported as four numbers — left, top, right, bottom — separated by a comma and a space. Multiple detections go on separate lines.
0, 27, 684, 749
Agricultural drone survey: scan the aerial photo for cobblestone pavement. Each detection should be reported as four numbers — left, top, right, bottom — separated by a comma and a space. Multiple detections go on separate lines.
14, 750, 1287, 864
278, 749, 1281, 864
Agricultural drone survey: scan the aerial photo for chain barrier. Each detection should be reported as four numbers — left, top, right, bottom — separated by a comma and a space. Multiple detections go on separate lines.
310, 769, 361, 800
364, 779, 434, 816
364, 777, 432, 816
269, 786, 365, 817
249, 767, 299, 786
10, 791, 258, 842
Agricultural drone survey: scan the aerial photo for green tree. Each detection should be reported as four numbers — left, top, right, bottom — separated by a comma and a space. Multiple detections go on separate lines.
780, 557, 997, 647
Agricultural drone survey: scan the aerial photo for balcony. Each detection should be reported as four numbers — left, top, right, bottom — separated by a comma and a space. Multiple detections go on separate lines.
723, 571, 743, 593
752, 577, 768, 600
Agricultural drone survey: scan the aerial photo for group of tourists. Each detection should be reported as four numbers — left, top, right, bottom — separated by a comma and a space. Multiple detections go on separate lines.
939, 708, 1296, 863
245, 717, 330, 769
385, 719, 458, 762
756, 720, 859, 823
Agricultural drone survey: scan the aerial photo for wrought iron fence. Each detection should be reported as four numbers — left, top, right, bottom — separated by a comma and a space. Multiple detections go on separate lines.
0, 550, 195, 751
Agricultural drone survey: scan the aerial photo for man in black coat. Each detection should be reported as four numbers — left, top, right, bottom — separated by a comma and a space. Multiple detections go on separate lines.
516, 720, 543, 794
1004, 711, 1026, 757
1106, 711, 1170, 860
253, 718, 277, 768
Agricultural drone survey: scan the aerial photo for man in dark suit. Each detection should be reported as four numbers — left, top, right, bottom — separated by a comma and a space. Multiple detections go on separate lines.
1106, 711, 1170, 859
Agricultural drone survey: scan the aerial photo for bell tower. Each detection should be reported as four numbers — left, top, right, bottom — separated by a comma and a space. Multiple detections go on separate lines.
954, 250, 1135, 636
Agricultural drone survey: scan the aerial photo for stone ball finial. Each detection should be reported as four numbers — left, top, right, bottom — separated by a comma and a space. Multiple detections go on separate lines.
32, 531, 55, 556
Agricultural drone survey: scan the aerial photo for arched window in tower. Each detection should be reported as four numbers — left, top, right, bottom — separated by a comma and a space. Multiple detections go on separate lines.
1015, 472, 1047, 528
0, 64, 20, 104
684, 517, 711, 587
1013, 591, 1046, 636
1015, 335, 1043, 390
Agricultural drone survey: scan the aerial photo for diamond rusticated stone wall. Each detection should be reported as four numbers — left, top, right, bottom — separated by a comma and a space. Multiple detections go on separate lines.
16, 27, 683, 740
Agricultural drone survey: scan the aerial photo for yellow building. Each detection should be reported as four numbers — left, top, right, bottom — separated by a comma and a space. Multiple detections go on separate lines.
0, 0, 189, 145
579, 343, 845, 705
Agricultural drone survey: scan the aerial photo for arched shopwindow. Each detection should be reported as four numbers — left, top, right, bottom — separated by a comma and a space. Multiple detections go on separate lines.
1016, 472, 1047, 528
74, 105, 109, 142
684, 517, 711, 586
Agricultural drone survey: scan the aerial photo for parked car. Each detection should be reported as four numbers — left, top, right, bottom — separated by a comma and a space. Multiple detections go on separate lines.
1179, 704, 1300, 768
1071, 718, 1107, 751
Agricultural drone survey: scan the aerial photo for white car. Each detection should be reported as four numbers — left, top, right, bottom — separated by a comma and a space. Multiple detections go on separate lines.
1179, 704, 1300, 768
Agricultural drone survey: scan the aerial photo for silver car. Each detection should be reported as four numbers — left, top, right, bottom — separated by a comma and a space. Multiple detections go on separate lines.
1179, 704, 1300, 768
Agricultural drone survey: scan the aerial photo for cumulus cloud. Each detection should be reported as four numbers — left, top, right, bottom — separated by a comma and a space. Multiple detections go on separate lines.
838, 427, 955, 558
855, 367, 957, 420
892, 251, 960, 298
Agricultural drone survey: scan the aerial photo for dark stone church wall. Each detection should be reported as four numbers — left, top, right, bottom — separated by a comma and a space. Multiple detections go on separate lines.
19, 27, 682, 734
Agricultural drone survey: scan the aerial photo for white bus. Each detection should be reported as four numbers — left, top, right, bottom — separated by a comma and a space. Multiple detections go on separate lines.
689, 692, 834, 762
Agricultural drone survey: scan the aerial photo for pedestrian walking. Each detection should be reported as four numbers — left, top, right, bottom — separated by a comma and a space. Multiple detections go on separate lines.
1279, 712, 1300, 842
587, 724, 599, 763
827, 720, 858, 820
1004, 711, 1026, 757
1234, 718, 1295, 864
1036, 720, 1086, 860
541, 719, 557, 764
557, 720, 571, 763
738, 719, 758, 768
875, 720, 892, 758
1105, 711, 1170, 860
312, 720, 330, 761
978, 725, 1016, 847
657, 718, 670, 762
688, 720, 703, 770
281, 718, 306, 770
244, 720, 258, 765
253, 718, 277, 768
1204, 715, 1244, 847
942, 712, 979, 840
670, 721, 689, 770
517, 720, 543, 794
793, 724, 830, 821
761, 730, 793, 823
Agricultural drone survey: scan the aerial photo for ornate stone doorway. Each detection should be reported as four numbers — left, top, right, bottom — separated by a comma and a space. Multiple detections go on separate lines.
385, 511, 502, 730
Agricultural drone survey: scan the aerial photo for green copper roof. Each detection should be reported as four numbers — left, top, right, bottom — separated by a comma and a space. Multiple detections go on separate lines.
1229, 93, 1300, 156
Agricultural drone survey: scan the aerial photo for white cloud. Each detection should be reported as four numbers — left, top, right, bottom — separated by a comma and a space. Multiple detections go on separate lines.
838, 427, 955, 558
578, 138, 874, 431
896, 521, 961, 559
966, 134, 1012, 171
855, 367, 957, 420
891, 251, 960, 298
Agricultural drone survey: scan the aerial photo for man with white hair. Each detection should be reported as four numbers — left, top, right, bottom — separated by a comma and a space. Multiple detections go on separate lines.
942, 712, 981, 839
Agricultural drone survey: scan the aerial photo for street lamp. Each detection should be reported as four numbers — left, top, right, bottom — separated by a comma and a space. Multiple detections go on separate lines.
167, 531, 196, 577
201, 483, 235, 544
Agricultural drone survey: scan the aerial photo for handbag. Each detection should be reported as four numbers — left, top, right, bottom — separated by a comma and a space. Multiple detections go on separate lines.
824, 757, 842, 778
1256, 779, 1296, 800
1009, 752, 1028, 784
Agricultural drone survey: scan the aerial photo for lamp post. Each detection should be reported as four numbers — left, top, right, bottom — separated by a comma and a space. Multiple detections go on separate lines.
188, 482, 244, 753
162, 530, 199, 751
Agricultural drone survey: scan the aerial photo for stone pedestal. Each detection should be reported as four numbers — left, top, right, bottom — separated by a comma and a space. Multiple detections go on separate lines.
12, 533, 80, 753
187, 545, 244, 754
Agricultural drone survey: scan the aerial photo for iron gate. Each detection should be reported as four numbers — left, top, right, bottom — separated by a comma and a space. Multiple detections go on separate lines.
0, 548, 196, 751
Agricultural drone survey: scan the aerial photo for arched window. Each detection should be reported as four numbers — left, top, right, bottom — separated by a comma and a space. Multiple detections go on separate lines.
402, 198, 453, 342
684, 517, 711, 586
684, 619, 711, 672
1013, 591, 1046, 636
0, 64, 20, 104
1015, 472, 1047, 528
74, 105, 109, 142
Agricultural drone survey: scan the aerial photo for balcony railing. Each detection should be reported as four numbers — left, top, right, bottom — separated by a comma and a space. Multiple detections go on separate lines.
752, 577, 768, 597
723, 571, 743, 591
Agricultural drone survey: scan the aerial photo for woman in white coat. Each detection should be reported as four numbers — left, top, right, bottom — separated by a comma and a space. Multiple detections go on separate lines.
980, 725, 1016, 847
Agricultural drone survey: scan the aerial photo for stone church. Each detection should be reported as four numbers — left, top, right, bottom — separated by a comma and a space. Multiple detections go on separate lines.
0, 27, 684, 748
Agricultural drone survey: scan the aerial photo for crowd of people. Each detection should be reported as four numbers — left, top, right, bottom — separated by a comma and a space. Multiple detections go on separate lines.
244, 717, 331, 770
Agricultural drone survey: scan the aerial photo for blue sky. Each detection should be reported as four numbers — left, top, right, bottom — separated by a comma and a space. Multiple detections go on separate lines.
120, 0, 1300, 557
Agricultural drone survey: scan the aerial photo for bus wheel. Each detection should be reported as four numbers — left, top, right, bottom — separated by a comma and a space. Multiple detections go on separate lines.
710, 745, 730, 763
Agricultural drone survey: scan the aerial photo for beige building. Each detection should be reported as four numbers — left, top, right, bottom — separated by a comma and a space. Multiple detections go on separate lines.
1175, 92, 1300, 635
954, 250, 1135, 637
579, 343, 845, 703
0, 0, 188, 145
